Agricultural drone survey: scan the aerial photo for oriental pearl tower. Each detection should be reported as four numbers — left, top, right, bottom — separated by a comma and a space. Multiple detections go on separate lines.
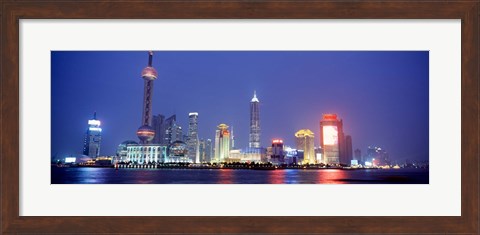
136, 51, 158, 144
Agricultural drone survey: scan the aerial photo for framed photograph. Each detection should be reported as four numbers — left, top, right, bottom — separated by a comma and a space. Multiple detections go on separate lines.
1, 1, 478, 234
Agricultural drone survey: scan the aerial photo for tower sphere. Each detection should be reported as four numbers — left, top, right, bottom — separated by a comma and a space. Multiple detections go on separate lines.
141, 66, 158, 80
136, 125, 155, 142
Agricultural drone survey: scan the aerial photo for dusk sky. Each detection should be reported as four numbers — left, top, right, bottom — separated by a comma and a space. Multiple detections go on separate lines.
51, 51, 429, 162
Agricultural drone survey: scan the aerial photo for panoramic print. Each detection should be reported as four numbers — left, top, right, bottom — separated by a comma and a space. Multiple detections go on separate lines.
51, 51, 429, 184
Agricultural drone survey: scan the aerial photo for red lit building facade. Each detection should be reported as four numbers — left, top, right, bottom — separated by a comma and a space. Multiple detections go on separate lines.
320, 114, 348, 165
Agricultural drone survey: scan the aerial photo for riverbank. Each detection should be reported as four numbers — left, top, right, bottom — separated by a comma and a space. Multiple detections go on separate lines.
52, 163, 421, 171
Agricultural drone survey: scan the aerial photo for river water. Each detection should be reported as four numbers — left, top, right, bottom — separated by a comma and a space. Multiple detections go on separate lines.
51, 167, 428, 184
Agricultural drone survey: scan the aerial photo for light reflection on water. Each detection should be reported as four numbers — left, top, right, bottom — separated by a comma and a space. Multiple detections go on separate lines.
268, 169, 285, 184
218, 169, 234, 184
319, 169, 348, 184
51, 167, 429, 184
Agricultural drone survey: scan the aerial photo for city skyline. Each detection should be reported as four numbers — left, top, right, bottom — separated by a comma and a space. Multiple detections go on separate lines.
51, 51, 429, 162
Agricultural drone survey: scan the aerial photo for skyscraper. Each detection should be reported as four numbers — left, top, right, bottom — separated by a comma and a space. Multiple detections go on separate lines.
270, 139, 285, 164
205, 139, 213, 162
136, 51, 157, 144
295, 129, 315, 164
249, 91, 261, 148
199, 139, 206, 162
230, 126, 235, 149
320, 114, 344, 165
82, 112, 102, 158
214, 124, 230, 162
164, 115, 183, 145
187, 112, 200, 163
345, 135, 353, 164
152, 114, 165, 144
354, 148, 362, 162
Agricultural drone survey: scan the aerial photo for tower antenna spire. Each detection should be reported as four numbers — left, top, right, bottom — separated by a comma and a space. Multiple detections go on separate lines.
148, 51, 153, 67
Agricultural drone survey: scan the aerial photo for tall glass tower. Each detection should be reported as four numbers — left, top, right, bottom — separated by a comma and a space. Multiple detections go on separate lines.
187, 112, 199, 163
214, 124, 230, 162
83, 112, 102, 158
249, 90, 261, 148
136, 51, 158, 144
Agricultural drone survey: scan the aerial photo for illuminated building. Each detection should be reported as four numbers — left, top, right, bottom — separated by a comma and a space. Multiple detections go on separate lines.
295, 129, 315, 164
163, 115, 176, 144
199, 139, 206, 162
314, 147, 323, 163
266, 147, 273, 161
164, 115, 183, 145
205, 139, 213, 162
127, 145, 167, 164
198, 139, 213, 163
230, 126, 235, 149
345, 135, 353, 165
249, 91, 261, 148
166, 141, 189, 162
152, 114, 165, 144
116, 140, 138, 162
284, 146, 299, 165
186, 112, 200, 163
320, 114, 345, 165
214, 124, 230, 162
270, 139, 285, 164
82, 112, 102, 158
242, 147, 263, 163
136, 51, 158, 144
227, 149, 242, 162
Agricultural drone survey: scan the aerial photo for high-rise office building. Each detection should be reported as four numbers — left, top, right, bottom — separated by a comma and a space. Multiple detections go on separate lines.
295, 129, 315, 164
187, 112, 200, 163
314, 147, 323, 163
152, 114, 165, 144
199, 139, 206, 162
320, 114, 345, 165
82, 112, 102, 158
164, 115, 183, 145
249, 91, 261, 148
136, 51, 157, 144
205, 139, 213, 163
230, 126, 235, 149
270, 139, 285, 164
214, 124, 230, 162
345, 135, 353, 164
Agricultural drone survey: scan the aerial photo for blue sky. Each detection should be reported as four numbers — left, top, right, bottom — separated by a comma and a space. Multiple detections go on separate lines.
51, 51, 429, 162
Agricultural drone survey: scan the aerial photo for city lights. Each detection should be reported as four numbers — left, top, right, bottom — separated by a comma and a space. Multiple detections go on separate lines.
65, 157, 76, 163
51, 51, 429, 185
323, 126, 338, 146
88, 119, 101, 126
89, 127, 102, 132
272, 139, 283, 144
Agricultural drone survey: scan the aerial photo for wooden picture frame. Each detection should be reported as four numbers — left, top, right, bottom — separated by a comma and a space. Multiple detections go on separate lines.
1, 1, 478, 234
